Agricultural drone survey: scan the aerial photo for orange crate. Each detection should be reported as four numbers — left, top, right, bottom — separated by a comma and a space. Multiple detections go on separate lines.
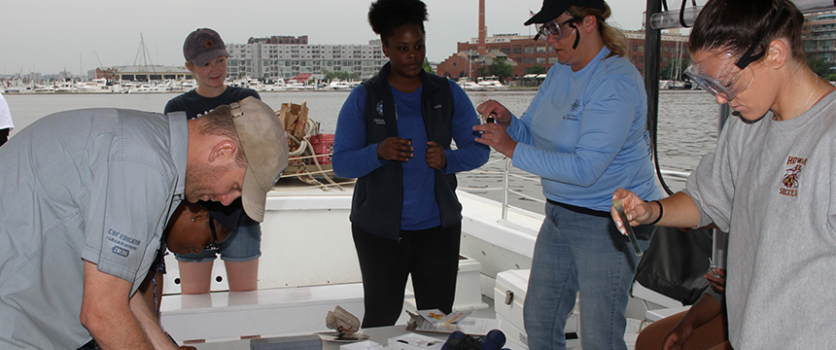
308, 134, 334, 165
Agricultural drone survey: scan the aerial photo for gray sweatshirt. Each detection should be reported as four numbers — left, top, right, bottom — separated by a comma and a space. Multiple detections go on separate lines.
684, 93, 836, 349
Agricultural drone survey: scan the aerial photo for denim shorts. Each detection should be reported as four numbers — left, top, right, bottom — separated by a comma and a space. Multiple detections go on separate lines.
174, 214, 262, 263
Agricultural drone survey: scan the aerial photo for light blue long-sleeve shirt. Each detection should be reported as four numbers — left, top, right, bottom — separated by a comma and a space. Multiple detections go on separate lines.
508, 47, 661, 211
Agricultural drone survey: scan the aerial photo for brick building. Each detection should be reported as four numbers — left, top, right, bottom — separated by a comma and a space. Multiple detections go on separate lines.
436, 50, 516, 80
438, 34, 554, 80
436, 53, 471, 80
437, 31, 689, 81
623, 30, 690, 79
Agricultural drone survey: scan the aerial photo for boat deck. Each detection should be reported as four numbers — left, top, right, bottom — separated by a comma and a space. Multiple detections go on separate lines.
159, 178, 680, 349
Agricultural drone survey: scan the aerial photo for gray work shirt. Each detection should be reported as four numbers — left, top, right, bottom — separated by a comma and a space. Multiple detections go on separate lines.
0, 108, 188, 348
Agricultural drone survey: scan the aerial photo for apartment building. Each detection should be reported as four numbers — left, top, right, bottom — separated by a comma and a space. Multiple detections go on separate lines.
803, 12, 836, 67
226, 36, 388, 81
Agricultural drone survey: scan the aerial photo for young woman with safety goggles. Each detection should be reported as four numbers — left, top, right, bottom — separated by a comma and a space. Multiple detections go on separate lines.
613, 0, 836, 348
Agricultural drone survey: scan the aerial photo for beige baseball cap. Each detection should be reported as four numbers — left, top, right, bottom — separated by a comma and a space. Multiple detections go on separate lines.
230, 97, 288, 222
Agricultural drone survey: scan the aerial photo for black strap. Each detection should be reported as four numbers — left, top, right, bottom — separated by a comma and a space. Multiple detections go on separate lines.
546, 199, 611, 218
569, 22, 581, 50
736, 0, 785, 69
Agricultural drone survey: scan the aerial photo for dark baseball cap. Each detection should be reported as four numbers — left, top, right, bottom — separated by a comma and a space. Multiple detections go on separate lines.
183, 28, 231, 67
525, 0, 606, 25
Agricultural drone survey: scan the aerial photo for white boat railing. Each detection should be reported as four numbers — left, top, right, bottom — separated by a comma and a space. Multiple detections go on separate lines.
457, 157, 545, 221
458, 157, 693, 221
279, 143, 691, 223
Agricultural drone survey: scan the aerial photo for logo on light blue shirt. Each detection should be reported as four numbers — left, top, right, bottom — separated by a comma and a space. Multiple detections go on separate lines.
563, 98, 582, 121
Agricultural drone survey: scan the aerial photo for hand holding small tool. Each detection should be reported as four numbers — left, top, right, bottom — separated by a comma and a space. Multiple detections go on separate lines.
475, 99, 512, 126
610, 189, 658, 257
613, 198, 644, 256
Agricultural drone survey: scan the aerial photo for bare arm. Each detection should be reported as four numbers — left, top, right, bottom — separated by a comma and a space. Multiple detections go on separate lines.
662, 293, 724, 350
611, 189, 702, 231
81, 261, 155, 350
130, 285, 180, 350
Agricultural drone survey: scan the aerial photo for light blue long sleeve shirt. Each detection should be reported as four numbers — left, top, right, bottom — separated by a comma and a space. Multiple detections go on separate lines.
507, 47, 661, 211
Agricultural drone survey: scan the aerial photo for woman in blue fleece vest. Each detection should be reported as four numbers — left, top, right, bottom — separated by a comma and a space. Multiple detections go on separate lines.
331, 0, 489, 328
474, 0, 661, 349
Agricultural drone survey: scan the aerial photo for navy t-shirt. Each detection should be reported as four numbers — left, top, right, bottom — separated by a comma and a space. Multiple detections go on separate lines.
164, 87, 260, 120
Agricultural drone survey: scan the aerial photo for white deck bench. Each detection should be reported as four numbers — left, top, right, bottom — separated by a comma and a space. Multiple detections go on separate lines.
161, 283, 373, 342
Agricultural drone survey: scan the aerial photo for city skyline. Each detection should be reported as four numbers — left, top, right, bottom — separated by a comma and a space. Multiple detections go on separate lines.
3, 0, 655, 76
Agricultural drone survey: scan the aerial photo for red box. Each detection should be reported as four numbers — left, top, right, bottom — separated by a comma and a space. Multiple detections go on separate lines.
308, 134, 335, 165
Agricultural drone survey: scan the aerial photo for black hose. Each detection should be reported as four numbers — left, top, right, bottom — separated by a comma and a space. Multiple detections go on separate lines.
679, 0, 690, 28
651, 115, 675, 196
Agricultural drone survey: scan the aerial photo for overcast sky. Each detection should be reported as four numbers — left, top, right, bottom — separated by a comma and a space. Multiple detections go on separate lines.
3, 0, 653, 76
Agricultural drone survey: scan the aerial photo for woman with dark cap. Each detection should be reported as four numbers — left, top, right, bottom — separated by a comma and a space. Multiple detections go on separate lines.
332, 0, 489, 328
613, 0, 836, 348
474, 0, 660, 348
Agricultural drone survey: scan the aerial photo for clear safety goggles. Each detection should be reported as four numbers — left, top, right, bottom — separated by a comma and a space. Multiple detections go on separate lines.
685, 0, 783, 101
684, 53, 755, 101
534, 17, 580, 42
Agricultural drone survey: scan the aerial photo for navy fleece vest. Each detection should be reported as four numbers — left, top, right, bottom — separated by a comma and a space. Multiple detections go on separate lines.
350, 63, 462, 240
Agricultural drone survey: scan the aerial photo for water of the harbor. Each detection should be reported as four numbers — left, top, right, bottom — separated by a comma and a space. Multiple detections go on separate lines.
3, 90, 720, 215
